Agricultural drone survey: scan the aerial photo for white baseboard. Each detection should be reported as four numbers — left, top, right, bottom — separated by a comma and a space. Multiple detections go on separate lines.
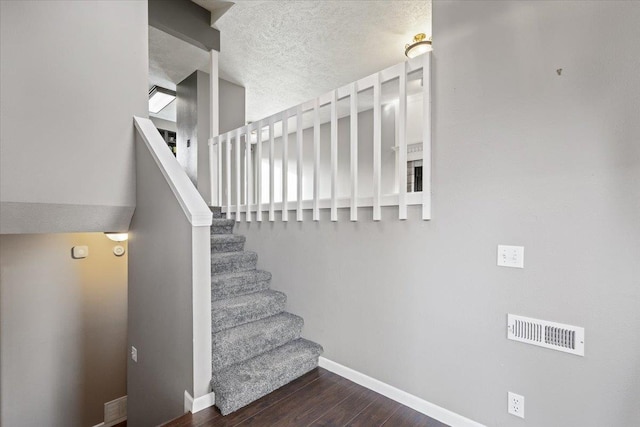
318, 357, 485, 427
184, 390, 216, 414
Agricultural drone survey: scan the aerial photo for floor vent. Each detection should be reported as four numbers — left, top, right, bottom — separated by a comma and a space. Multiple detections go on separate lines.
507, 314, 584, 356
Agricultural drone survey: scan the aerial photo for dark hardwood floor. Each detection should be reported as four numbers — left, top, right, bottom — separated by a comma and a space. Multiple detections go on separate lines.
162, 368, 449, 427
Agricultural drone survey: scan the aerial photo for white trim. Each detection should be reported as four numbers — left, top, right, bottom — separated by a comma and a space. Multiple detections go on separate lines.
222, 192, 426, 215
184, 390, 216, 414
134, 116, 212, 226
318, 357, 486, 427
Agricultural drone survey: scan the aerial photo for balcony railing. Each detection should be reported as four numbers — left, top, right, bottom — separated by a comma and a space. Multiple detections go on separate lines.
209, 53, 431, 222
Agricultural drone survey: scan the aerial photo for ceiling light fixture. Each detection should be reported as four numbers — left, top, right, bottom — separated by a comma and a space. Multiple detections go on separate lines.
405, 33, 432, 58
149, 86, 176, 114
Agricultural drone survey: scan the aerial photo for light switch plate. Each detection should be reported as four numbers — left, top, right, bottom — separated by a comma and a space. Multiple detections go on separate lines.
72, 246, 88, 259
497, 245, 524, 268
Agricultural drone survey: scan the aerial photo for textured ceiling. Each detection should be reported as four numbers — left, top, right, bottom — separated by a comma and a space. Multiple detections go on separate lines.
150, 0, 431, 123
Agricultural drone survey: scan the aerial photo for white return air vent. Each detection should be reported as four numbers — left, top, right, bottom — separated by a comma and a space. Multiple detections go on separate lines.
507, 314, 585, 356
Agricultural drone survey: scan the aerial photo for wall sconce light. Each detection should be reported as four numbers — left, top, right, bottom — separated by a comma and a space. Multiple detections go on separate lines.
149, 85, 176, 114
105, 232, 128, 242
405, 33, 432, 58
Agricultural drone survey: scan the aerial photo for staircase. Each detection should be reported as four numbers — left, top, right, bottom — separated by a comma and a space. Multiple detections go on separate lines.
209, 208, 323, 415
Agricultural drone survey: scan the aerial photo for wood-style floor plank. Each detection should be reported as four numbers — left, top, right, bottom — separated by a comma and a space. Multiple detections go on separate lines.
307, 383, 380, 426
344, 392, 401, 426
194, 368, 325, 427
237, 370, 356, 426
162, 367, 451, 427
382, 404, 449, 427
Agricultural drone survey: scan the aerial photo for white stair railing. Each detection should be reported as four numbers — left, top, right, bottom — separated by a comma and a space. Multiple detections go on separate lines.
209, 53, 431, 222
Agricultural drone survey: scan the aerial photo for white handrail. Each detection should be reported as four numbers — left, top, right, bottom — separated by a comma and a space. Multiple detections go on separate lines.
208, 53, 431, 222
134, 116, 212, 226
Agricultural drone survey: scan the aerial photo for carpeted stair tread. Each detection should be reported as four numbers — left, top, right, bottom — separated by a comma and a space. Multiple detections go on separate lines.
210, 206, 223, 218
211, 218, 235, 235
212, 234, 246, 253
212, 270, 272, 300
211, 290, 286, 332
212, 338, 323, 415
212, 312, 304, 371
211, 251, 257, 274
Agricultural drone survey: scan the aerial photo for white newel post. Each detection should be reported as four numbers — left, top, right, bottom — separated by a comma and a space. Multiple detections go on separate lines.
209, 49, 220, 206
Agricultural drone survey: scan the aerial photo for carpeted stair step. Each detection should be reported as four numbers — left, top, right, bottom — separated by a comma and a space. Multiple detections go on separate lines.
211, 251, 257, 274
212, 234, 246, 253
212, 312, 304, 371
212, 270, 272, 300
211, 338, 323, 415
210, 206, 223, 218
211, 218, 235, 235
212, 290, 286, 332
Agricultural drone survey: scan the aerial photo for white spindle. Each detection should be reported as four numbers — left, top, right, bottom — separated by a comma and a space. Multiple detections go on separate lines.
235, 128, 241, 222
398, 62, 408, 220
225, 132, 231, 219
313, 99, 320, 221
422, 54, 432, 220
245, 125, 252, 222
208, 137, 215, 207
296, 106, 303, 221
269, 117, 275, 222
209, 49, 219, 207
350, 83, 358, 222
217, 140, 222, 207
330, 90, 338, 221
282, 114, 289, 222
256, 121, 263, 222
373, 73, 381, 221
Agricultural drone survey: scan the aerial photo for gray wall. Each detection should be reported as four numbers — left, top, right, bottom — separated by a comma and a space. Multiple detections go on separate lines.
236, 2, 640, 426
177, 74, 246, 205
0, 0, 147, 234
0, 233, 127, 427
177, 71, 201, 185
127, 132, 196, 426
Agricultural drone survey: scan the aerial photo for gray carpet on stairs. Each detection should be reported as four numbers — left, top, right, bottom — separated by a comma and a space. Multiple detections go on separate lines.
209, 208, 323, 415
211, 338, 323, 416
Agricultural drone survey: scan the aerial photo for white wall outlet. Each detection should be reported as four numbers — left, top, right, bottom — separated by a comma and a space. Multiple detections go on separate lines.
131, 346, 137, 362
497, 245, 524, 268
508, 391, 525, 418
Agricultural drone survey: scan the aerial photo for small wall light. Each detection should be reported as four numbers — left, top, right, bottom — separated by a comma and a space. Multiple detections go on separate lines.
105, 232, 128, 242
405, 33, 432, 58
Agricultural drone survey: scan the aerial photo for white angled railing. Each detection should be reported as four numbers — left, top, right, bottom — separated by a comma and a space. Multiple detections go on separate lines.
209, 53, 431, 222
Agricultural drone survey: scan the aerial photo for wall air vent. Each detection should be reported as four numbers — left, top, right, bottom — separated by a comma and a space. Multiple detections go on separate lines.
507, 314, 585, 356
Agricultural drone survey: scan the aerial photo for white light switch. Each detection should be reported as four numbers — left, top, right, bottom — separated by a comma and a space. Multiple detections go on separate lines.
72, 246, 88, 259
131, 346, 138, 362
497, 245, 524, 268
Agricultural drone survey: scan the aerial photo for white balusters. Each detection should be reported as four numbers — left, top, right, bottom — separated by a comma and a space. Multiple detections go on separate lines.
282, 114, 289, 222
349, 83, 358, 222
268, 117, 275, 222
224, 132, 231, 219
330, 90, 338, 222
256, 121, 263, 222
235, 128, 241, 222
210, 55, 431, 223
313, 99, 320, 221
398, 61, 408, 220
422, 53, 432, 220
245, 124, 252, 222
296, 106, 303, 221
372, 73, 381, 221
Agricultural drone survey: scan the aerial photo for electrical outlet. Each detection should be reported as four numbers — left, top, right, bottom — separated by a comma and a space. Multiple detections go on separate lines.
508, 392, 525, 419
131, 346, 138, 362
